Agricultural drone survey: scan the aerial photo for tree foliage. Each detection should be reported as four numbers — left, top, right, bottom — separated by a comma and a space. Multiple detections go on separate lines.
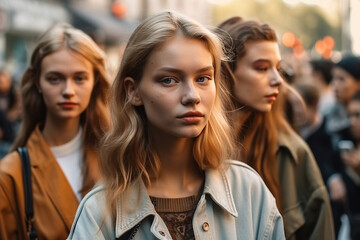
212, 0, 342, 50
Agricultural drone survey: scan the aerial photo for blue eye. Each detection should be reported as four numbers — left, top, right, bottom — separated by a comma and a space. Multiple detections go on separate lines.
74, 75, 86, 82
197, 76, 211, 83
161, 77, 176, 85
257, 67, 268, 72
46, 76, 60, 83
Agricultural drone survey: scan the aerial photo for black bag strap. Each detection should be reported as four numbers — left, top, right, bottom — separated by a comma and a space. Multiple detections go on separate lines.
17, 147, 38, 240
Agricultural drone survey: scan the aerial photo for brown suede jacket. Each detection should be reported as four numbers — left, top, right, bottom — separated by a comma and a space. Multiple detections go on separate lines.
0, 126, 101, 240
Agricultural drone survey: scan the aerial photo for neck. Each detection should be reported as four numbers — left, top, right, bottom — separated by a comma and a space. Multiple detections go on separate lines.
42, 116, 80, 146
147, 133, 204, 198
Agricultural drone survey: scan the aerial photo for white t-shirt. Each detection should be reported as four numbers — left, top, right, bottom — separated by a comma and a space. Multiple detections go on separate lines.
51, 128, 84, 201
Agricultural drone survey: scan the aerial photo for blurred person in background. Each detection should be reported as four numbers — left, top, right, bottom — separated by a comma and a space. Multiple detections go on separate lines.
337, 90, 360, 240
325, 55, 360, 215
218, 16, 334, 240
278, 62, 300, 133
0, 67, 22, 158
291, 82, 345, 237
326, 55, 360, 148
317, 54, 360, 240
309, 59, 335, 116
0, 23, 110, 239
292, 82, 336, 182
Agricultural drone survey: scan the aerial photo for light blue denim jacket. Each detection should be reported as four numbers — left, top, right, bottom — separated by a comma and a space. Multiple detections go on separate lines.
67, 160, 285, 240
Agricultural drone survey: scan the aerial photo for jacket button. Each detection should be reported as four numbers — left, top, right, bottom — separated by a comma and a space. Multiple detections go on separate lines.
159, 230, 165, 236
202, 222, 210, 232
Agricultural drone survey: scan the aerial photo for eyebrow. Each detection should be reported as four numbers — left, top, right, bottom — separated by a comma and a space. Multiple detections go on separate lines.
45, 71, 90, 76
253, 59, 282, 66
158, 66, 214, 74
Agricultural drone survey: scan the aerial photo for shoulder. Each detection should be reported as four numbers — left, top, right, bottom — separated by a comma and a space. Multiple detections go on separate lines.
224, 159, 262, 179
0, 151, 22, 209
223, 160, 272, 195
73, 184, 107, 219
278, 129, 314, 164
220, 160, 282, 236
0, 151, 21, 176
68, 184, 114, 239
277, 130, 326, 190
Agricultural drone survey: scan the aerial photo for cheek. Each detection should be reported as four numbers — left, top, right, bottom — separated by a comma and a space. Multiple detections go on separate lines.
83, 87, 94, 101
41, 87, 57, 105
233, 79, 247, 100
335, 82, 345, 94
143, 94, 171, 117
352, 122, 360, 136
342, 81, 351, 91
79, 83, 95, 102
234, 79, 259, 102
202, 87, 216, 109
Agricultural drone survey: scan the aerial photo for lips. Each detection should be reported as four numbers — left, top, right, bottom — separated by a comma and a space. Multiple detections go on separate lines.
265, 93, 278, 101
177, 111, 204, 124
265, 92, 278, 98
178, 111, 204, 118
58, 102, 78, 109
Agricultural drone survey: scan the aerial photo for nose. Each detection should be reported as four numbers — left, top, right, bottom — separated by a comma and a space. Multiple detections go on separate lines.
181, 80, 201, 105
270, 69, 283, 87
62, 79, 75, 98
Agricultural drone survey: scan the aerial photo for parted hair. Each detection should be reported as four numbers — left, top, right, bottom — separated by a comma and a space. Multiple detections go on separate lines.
100, 11, 235, 208
12, 23, 110, 150
218, 16, 277, 74
218, 17, 290, 210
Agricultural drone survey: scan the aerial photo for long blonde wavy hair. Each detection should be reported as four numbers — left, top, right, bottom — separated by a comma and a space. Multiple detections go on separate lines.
100, 11, 235, 209
11, 23, 110, 151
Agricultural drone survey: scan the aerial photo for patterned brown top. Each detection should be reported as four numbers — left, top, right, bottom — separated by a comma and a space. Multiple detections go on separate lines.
150, 195, 200, 240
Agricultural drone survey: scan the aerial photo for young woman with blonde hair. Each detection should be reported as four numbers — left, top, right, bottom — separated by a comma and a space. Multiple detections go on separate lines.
67, 11, 285, 240
218, 16, 334, 240
0, 23, 110, 239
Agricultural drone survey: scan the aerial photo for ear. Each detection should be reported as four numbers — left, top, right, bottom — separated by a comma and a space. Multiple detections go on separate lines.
124, 77, 143, 106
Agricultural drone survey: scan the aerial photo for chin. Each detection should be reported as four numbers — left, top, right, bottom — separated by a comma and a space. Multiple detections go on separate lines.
176, 129, 204, 138
183, 132, 203, 138
254, 106, 272, 113
59, 114, 81, 120
247, 102, 272, 113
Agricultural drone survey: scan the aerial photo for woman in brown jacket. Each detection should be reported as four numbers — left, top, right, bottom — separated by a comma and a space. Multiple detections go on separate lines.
217, 17, 335, 239
0, 23, 110, 239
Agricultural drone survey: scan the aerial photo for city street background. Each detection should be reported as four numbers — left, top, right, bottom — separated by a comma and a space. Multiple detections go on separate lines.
0, 0, 359, 82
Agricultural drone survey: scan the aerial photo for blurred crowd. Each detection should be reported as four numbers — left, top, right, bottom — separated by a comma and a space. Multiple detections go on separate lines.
283, 55, 360, 240
0, 67, 22, 158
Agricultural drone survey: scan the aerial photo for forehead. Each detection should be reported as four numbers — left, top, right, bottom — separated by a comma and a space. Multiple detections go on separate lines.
145, 36, 213, 68
243, 40, 280, 60
41, 48, 93, 73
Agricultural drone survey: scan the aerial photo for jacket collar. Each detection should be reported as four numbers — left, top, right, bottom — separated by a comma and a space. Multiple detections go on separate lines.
277, 130, 298, 164
115, 165, 238, 237
26, 126, 84, 230
115, 178, 156, 238
203, 166, 238, 217
27, 126, 99, 195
